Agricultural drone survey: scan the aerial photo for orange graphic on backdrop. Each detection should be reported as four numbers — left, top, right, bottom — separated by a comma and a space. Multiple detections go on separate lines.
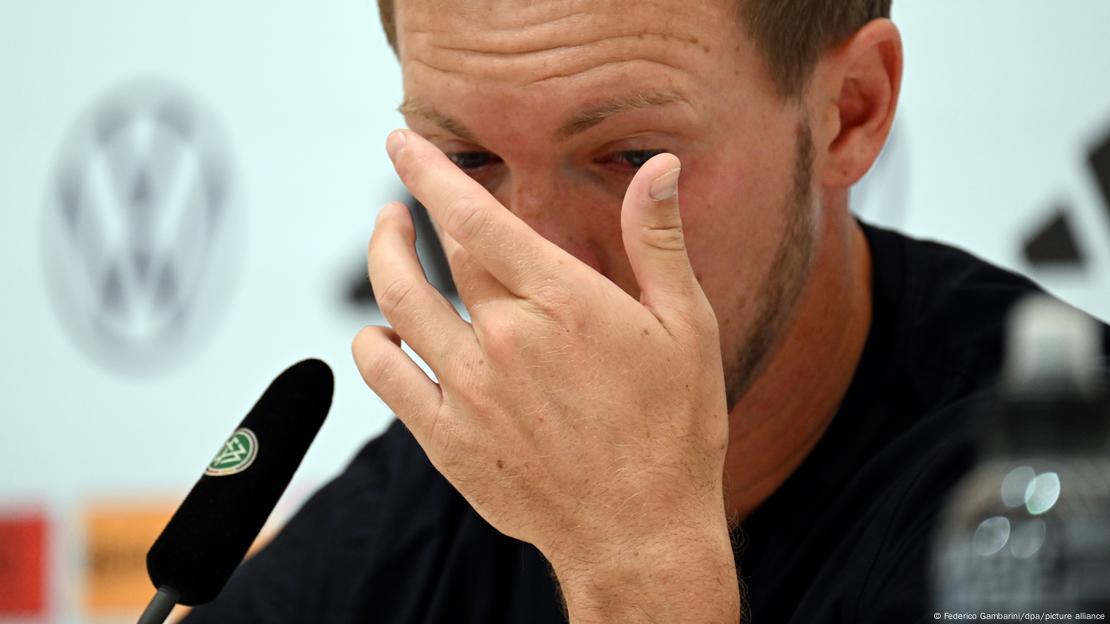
83, 502, 176, 616
82, 498, 278, 619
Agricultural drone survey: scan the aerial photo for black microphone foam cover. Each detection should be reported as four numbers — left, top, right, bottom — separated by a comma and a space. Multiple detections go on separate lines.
146, 358, 334, 606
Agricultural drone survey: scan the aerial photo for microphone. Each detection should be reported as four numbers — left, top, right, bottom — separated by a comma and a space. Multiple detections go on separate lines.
138, 359, 334, 623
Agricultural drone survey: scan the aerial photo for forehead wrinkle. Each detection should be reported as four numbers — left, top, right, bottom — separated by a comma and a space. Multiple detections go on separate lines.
398, 0, 736, 85
432, 31, 703, 59
399, 0, 729, 47
525, 57, 686, 89
404, 8, 592, 41
412, 37, 690, 90
398, 0, 707, 45
403, 11, 711, 87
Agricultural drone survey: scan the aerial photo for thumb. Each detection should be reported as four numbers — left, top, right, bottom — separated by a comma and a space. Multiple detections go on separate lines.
620, 152, 701, 325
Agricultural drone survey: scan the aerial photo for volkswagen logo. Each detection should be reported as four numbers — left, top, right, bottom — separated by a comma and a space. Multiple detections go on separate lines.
43, 80, 245, 375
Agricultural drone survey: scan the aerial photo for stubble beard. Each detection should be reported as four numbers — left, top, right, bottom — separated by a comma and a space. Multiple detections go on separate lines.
722, 119, 819, 412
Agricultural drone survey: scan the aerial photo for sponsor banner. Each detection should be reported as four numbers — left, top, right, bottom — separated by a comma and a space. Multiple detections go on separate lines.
0, 510, 48, 616
80, 495, 291, 619
42, 79, 245, 377
82, 502, 175, 617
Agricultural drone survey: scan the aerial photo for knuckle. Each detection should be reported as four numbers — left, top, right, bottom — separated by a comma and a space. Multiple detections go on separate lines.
376, 278, 415, 314
639, 223, 687, 253
363, 351, 396, 389
529, 278, 576, 318
356, 336, 396, 389
444, 196, 485, 240
477, 314, 519, 359
393, 147, 427, 184
456, 377, 495, 418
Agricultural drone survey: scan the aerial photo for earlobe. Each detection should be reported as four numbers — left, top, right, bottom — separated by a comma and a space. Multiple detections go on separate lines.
820, 19, 903, 190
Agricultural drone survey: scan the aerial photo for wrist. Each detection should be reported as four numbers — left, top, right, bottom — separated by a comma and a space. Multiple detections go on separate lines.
547, 521, 739, 624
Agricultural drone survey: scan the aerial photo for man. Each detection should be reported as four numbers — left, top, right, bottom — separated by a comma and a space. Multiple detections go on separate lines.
187, 1, 1108, 622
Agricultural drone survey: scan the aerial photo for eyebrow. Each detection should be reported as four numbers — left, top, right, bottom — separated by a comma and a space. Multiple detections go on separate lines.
556, 90, 684, 139
397, 99, 480, 143
397, 89, 686, 143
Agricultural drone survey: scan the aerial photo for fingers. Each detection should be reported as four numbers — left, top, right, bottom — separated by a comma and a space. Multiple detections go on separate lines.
619, 153, 704, 330
437, 228, 513, 317
352, 325, 443, 429
385, 129, 570, 298
369, 201, 479, 374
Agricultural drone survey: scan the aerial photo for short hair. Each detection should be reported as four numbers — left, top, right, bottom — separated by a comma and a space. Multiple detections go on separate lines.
740, 0, 893, 97
374, 0, 893, 98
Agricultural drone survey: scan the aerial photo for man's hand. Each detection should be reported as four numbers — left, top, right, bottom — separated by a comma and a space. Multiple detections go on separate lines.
353, 129, 739, 623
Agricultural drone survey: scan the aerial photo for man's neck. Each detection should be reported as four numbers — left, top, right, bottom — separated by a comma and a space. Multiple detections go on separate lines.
722, 214, 873, 523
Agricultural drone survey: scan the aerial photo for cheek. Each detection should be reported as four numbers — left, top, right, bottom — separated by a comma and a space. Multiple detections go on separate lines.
677, 142, 798, 310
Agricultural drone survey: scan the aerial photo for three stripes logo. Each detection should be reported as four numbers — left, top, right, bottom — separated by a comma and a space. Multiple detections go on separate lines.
1023, 128, 1110, 268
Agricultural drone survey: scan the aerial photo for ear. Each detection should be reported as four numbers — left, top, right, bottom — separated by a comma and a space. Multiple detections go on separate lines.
814, 19, 903, 190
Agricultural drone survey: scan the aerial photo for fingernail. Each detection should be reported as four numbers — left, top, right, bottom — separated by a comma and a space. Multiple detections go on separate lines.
649, 167, 681, 201
386, 130, 407, 161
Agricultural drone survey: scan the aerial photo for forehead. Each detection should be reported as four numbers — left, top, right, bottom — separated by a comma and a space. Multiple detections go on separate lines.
394, 0, 743, 92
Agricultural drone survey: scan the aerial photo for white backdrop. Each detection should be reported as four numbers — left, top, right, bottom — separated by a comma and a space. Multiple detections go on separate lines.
1, 2, 1108, 622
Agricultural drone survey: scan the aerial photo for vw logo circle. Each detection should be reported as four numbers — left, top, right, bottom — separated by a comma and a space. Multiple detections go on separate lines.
42, 80, 245, 375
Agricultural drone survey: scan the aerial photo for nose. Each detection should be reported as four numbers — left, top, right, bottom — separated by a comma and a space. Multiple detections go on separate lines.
501, 177, 609, 276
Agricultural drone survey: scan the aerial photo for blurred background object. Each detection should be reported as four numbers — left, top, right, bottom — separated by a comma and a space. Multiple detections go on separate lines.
2, 1, 1109, 622
932, 296, 1110, 614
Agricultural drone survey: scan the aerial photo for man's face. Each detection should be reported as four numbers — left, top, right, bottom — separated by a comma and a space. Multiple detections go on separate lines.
394, 0, 820, 408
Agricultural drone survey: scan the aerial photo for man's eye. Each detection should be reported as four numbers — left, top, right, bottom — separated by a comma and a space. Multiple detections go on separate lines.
605, 149, 667, 171
447, 151, 500, 171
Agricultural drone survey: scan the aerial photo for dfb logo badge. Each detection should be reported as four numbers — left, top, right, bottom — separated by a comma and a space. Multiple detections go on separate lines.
205, 428, 259, 477
42, 81, 244, 374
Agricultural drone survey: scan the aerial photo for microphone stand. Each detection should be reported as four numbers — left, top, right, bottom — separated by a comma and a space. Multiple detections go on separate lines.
138, 586, 180, 624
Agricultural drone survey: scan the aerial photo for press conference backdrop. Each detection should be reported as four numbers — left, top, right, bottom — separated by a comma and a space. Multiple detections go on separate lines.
2, 2, 1108, 621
